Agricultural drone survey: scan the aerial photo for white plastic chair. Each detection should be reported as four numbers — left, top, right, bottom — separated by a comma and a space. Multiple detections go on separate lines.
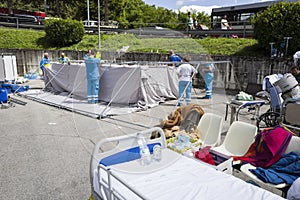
211, 121, 257, 156
240, 136, 300, 197
197, 113, 223, 147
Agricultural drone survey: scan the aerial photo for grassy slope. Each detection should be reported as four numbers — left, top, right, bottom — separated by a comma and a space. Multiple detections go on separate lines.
0, 27, 264, 56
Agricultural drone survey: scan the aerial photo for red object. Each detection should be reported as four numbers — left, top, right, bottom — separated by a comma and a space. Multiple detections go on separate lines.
0, 7, 46, 18
194, 146, 215, 166
233, 126, 292, 168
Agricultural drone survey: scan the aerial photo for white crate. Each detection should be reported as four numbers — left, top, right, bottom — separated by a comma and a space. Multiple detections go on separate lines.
184, 149, 233, 174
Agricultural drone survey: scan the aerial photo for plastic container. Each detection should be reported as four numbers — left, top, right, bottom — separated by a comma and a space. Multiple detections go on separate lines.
0, 88, 8, 103
152, 144, 162, 162
137, 133, 151, 166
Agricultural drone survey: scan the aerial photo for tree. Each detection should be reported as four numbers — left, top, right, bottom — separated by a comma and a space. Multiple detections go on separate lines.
44, 18, 85, 47
1, 0, 208, 31
252, 2, 300, 56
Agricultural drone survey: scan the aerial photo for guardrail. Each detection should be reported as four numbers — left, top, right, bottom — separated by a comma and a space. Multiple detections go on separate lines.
0, 17, 254, 38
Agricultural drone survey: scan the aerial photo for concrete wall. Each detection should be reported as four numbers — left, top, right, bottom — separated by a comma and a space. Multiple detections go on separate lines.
118, 52, 294, 90
0, 48, 86, 75
0, 49, 294, 90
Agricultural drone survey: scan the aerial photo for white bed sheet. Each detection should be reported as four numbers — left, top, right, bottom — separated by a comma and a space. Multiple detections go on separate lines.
93, 149, 284, 200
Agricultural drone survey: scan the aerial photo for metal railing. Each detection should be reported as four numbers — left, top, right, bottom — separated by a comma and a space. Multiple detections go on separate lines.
0, 16, 254, 38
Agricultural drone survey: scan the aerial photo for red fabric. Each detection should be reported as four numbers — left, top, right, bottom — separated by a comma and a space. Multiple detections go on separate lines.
233, 126, 292, 168
194, 146, 215, 166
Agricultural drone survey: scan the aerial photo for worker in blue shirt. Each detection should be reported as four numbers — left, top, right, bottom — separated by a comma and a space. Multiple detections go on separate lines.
40, 52, 51, 77
58, 52, 70, 65
200, 61, 215, 99
84, 50, 100, 104
170, 50, 182, 68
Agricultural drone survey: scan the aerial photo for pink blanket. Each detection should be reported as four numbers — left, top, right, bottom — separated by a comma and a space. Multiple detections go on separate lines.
234, 126, 292, 168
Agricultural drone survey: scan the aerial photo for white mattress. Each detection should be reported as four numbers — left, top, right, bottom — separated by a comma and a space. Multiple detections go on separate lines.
93, 149, 284, 200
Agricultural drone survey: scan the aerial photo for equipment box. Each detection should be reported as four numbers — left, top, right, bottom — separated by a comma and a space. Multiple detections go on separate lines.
185, 148, 233, 174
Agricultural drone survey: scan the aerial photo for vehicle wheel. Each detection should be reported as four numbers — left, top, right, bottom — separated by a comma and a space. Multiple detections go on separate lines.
256, 111, 280, 132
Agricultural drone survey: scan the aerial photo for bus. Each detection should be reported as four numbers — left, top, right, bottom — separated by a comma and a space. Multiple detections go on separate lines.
211, 1, 277, 30
211, 0, 298, 30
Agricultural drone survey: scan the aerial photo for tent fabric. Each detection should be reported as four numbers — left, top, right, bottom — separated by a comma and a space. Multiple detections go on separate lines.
98, 65, 141, 104
44, 63, 179, 106
45, 63, 87, 98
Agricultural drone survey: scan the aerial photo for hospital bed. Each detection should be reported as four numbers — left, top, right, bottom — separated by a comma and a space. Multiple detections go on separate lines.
90, 127, 284, 200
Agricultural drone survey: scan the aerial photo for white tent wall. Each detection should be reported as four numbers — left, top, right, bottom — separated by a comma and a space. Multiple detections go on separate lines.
45, 63, 87, 98
3, 55, 18, 81
0, 58, 5, 82
12, 56, 18, 79
44, 63, 179, 107
99, 65, 141, 104
141, 66, 178, 105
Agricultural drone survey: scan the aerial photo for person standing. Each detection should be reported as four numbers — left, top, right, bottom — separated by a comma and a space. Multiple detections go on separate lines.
84, 50, 101, 104
39, 52, 51, 77
221, 15, 230, 30
201, 61, 215, 99
169, 50, 182, 68
58, 52, 70, 65
176, 56, 197, 106
186, 12, 194, 37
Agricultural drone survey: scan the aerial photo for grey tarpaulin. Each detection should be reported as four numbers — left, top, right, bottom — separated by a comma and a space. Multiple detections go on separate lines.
22, 63, 179, 117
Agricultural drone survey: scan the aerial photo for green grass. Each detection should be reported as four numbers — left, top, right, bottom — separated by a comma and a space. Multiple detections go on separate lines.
0, 27, 265, 56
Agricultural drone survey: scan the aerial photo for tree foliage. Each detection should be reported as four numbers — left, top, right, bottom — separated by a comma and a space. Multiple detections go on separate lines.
44, 18, 85, 47
252, 2, 300, 56
0, 0, 210, 29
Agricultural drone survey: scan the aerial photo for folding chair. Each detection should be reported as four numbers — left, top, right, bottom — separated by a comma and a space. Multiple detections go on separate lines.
197, 113, 223, 147
240, 136, 300, 197
211, 121, 257, 156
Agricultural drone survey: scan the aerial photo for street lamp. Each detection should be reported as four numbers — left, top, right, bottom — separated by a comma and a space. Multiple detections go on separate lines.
284, 37, 292, 57
44, 0, 48, 15
87, 0, 90, 25
98, 0, 101, 50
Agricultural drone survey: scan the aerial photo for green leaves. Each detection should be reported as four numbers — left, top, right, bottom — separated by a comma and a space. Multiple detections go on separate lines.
44, 18, 85, 47
252, 2, 300, 55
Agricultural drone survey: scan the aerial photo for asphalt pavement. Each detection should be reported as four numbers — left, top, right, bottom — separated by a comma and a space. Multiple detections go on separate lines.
0, 80, 272, 200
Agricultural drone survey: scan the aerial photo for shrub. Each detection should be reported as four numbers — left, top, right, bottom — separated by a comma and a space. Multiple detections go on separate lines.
251, 2, 300, 56
44, 18, 85, 47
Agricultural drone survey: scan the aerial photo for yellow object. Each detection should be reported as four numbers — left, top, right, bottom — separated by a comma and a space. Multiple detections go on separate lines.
96, 51, 101, 59
44, 63, 51, 67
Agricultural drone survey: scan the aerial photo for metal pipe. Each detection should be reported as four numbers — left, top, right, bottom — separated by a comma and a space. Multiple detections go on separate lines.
87, 0, 90, 25
98, 0, 101, 50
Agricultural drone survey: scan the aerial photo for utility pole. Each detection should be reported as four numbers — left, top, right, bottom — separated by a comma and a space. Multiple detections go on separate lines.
87, 0, 90, 25
284, 37, 292, 57
44, 0, 49, 16
105, 0, 108, 25
8, 0, 12, 14
98, 0, 101, 50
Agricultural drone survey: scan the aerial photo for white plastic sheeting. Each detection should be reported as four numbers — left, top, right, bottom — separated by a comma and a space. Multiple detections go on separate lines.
0, 55, 18, 82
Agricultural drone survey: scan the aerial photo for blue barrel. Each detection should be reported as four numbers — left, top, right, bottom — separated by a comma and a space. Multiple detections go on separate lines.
0, 88, 8, 103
